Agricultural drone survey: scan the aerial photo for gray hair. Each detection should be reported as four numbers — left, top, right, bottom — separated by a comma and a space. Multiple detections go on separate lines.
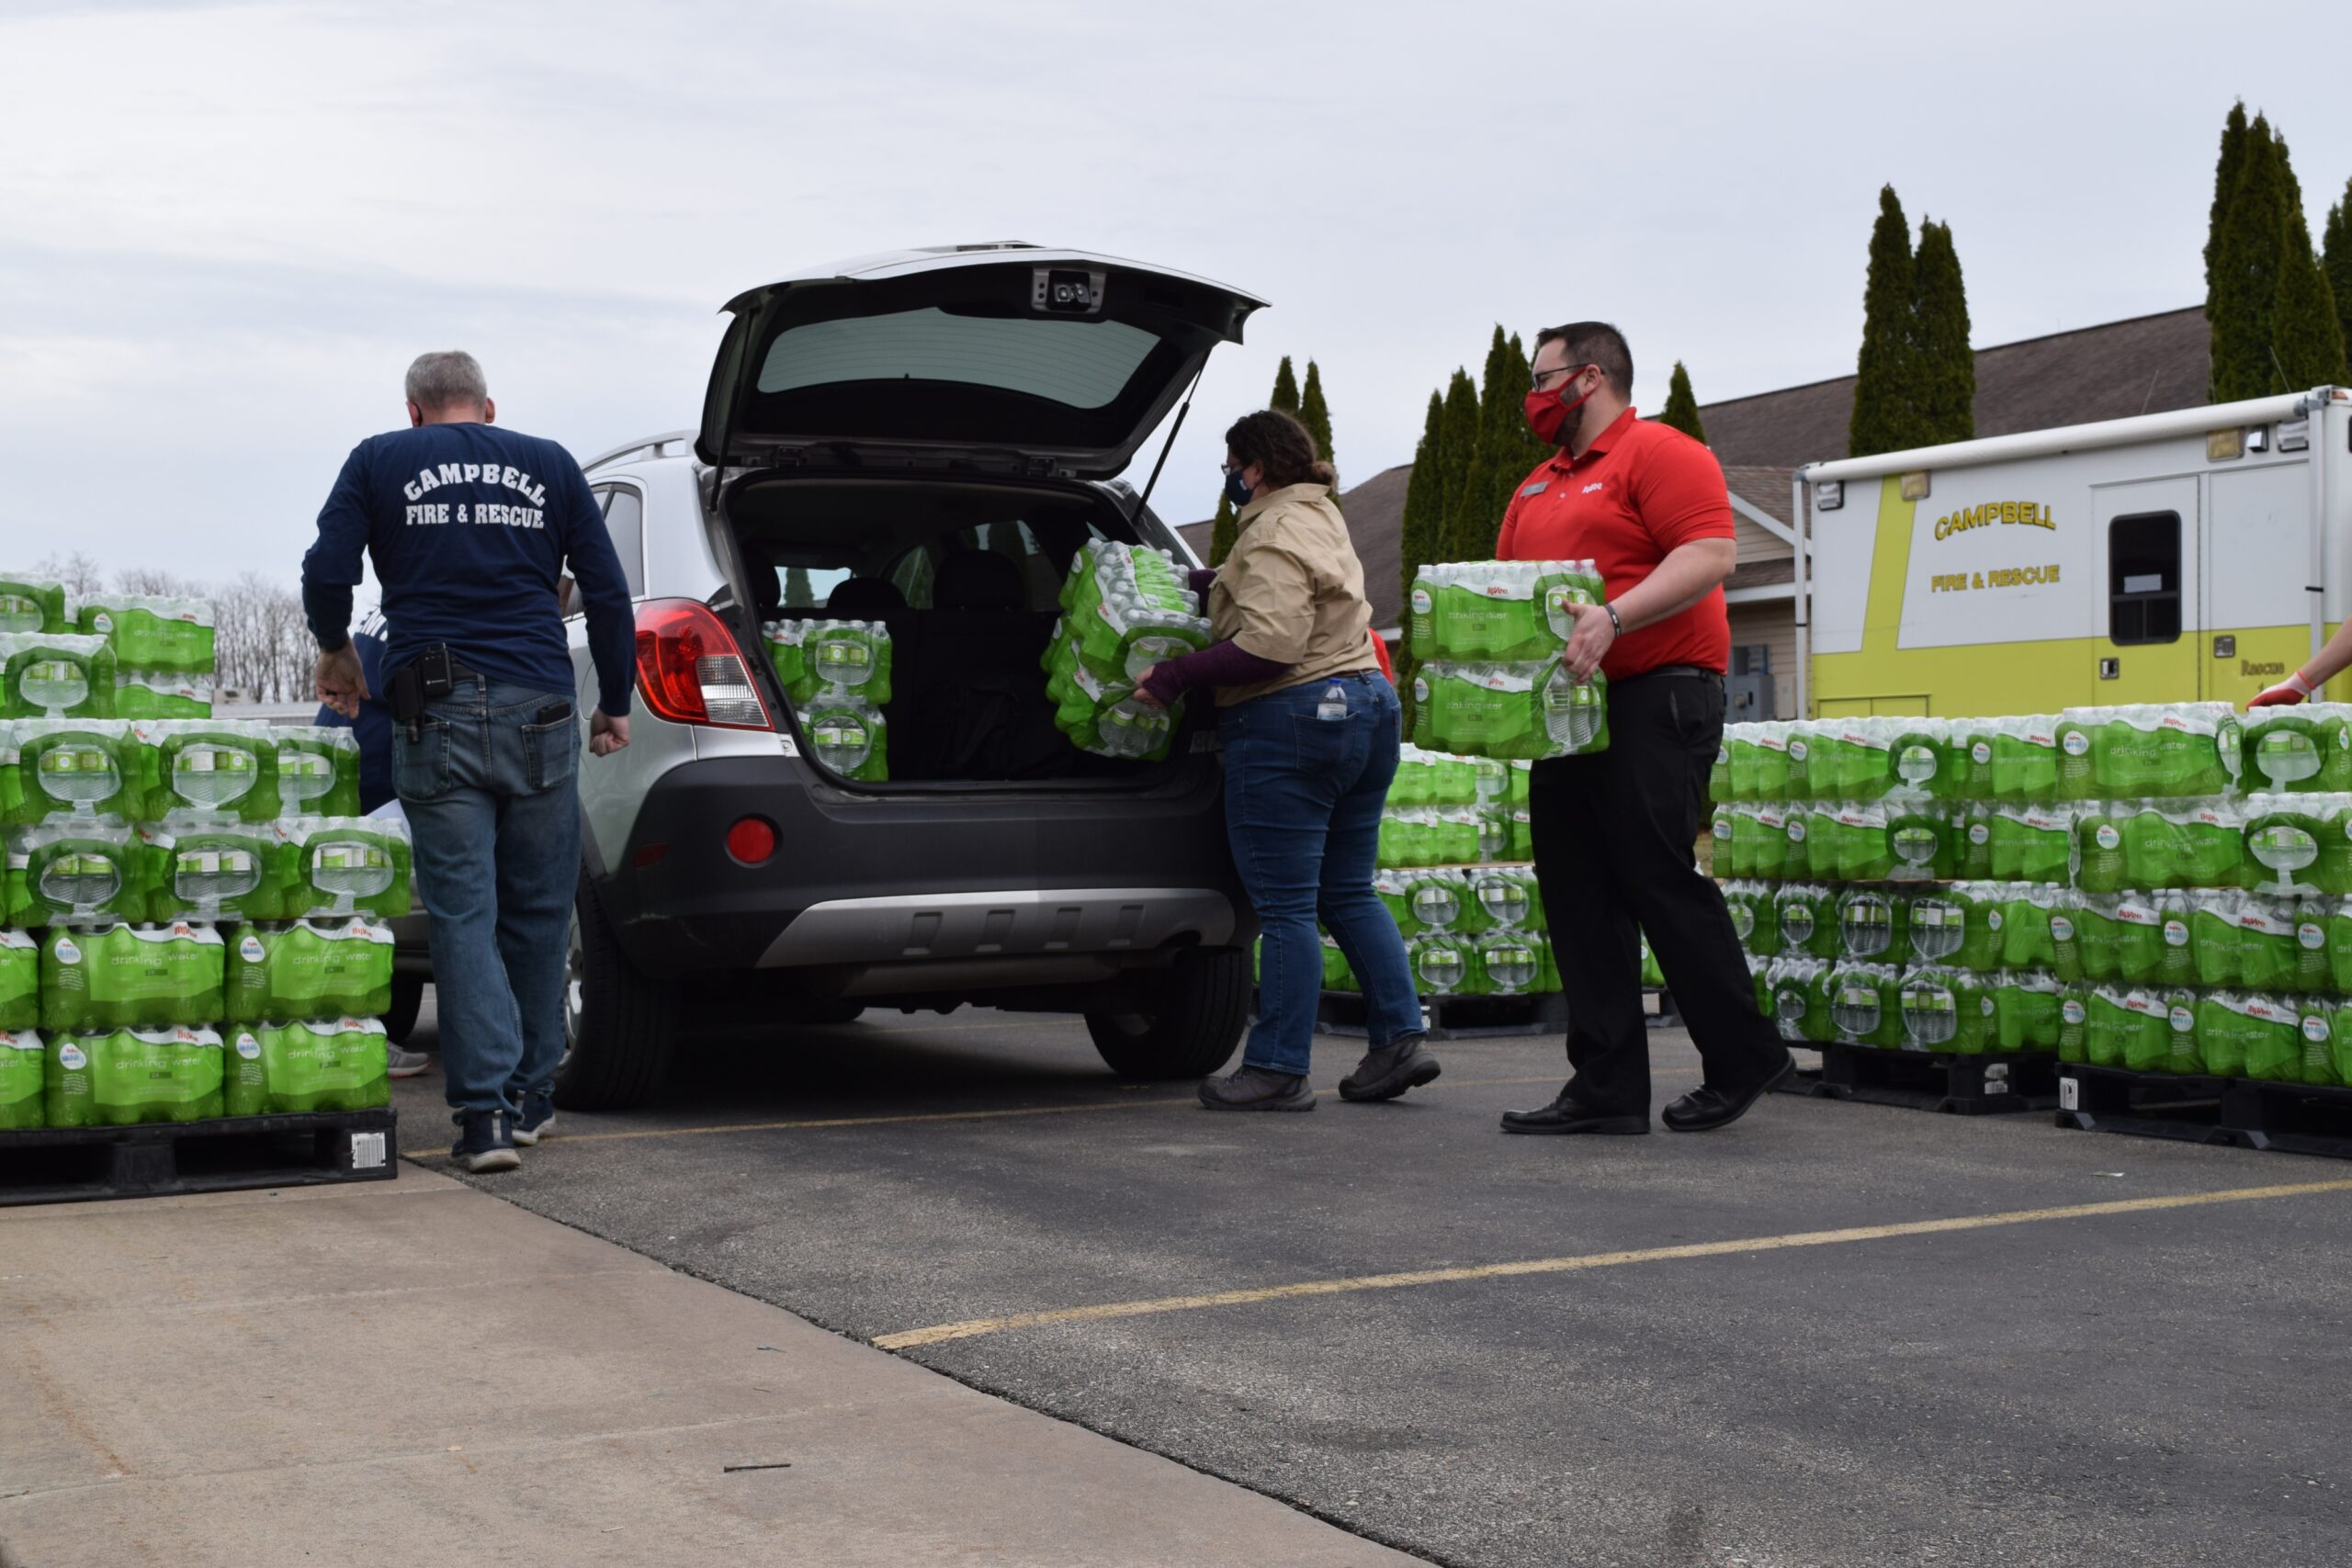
403, 350, 489, 410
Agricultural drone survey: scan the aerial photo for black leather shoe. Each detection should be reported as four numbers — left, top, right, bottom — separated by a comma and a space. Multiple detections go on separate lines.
1498, 1088, 1648, 1135
1661, 1054, 1795, 1133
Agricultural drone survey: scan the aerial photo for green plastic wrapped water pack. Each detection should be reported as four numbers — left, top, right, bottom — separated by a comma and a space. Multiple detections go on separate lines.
141, 720, 281, 823
0, 1027, 41, 1127
1826, 960, 1905, 1048
44, 1024, 223, 1127
0, 928, 35, 1029
0, 575, 68, 637
2241, 793, 2352, 898
1767, 956, 1837, 1043
763, 618, 897, 706
1415, 661, 1609, 761
273, 727, 362, 818
6, 823, 153, 927
141, 819, 295, 921
221, 918, 395, 1026
8, 719, 148, 825
0, 633, 117, 720
277, 817, 413, 919
2242, 705, 2352, 794
1408, 932, 1478, 996
75, 595, 214, 675
220, 1017, 390, 1116
1412, 558, 1601, 662
40, 920, 223, 1032
1057, 542, 1210, 681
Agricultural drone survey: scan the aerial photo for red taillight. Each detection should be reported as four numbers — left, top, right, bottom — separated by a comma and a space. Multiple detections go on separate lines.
725, 817, 777, 864
632, 600, 772, 729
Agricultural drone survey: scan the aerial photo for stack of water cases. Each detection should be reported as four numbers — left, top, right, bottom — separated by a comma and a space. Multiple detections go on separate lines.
1249, 745, 1666, 1004
0, 651, 413, 1131
1405, 560, 1611, 760
762, 618, 892, 781
1716, 705, 2352, 1089
1042, 543, 1212, 761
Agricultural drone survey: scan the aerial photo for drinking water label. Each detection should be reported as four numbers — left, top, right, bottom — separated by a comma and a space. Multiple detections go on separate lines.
1971, 741, 1992, 765
234, 1031, 261, 1059
2095, 824, 2120, 851
2301, 922, 2327, 951
53, 936, 80, 964
58, 1043, 85, 1070
2165, 919, 2190, 948
1984, 908, 2004, 931
2171, 1006, 2196, 1032
2305, 1015, 2333, 1043
1787, 819, 1806, 842
2063, 998, 2087, 1024
2063, 732, 2090, 756
1969, 823, 1990, 844
239, 933, 266, 964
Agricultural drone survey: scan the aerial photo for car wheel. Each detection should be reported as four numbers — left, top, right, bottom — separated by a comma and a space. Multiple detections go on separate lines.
383, 972, 424, 1044
1084, 948, 1249, 1079
553, 868, 680, 1111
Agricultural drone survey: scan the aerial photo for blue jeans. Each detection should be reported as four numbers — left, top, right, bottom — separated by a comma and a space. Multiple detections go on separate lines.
1219, 672, 1421, 1077
392, 678, 581, 1122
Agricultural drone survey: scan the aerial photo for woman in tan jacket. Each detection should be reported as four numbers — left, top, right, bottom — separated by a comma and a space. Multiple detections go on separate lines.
1137, 410, 1437, 1111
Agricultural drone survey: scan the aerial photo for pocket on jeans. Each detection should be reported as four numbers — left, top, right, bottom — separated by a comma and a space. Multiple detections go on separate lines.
393, 720, 452, 802
1291, 708, 1361, 776
523, 715, 579, 793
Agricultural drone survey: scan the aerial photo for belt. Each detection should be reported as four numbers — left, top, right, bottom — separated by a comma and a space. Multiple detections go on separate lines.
1612, 663, 1722, 686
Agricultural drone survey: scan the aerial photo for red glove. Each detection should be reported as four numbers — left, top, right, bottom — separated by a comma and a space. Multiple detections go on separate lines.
2250, 671, 2316, 708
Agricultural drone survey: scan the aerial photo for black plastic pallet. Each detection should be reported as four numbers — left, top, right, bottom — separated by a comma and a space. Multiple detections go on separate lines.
0, 1108, 399, 1207
1776, 1043, 2061, 1114
2056, 1065, 2352, 1160
1305, 988, 1570, 1040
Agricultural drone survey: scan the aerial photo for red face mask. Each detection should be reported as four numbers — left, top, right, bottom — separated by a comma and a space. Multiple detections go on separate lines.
1522, 367, 1597, 446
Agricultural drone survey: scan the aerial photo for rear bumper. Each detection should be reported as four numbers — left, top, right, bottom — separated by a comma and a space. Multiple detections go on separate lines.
596, 753, 1249, 982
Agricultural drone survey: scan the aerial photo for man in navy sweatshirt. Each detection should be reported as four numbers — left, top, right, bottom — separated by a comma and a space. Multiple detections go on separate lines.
302, 350, 636, 1174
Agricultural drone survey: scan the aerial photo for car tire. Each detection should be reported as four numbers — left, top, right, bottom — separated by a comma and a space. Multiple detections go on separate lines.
1085, 948, 1250, 1079
383, 972, 424, 1044
554, 869, 681, 1111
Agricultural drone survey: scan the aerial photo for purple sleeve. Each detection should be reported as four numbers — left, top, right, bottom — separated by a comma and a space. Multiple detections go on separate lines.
1188, 567, 1217, 599
1140, 637, 1292, 705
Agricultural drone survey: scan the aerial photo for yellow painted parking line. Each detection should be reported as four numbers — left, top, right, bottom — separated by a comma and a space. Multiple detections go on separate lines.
402, 1072, 1650, 1161
870, 1176, 2352, 1350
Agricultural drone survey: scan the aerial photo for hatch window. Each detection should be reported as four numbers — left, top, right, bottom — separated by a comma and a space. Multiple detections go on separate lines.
755, 309, 1159, 410
2108, 511, 2180, 646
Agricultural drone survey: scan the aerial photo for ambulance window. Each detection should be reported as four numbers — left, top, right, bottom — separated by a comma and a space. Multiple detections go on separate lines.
2109, 512, 2179, 645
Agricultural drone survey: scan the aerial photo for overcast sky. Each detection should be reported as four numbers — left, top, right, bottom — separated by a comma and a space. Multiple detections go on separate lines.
5, 0, 2350, 592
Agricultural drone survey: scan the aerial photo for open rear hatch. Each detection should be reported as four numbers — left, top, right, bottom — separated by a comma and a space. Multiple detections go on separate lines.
698, 244, 1263, 478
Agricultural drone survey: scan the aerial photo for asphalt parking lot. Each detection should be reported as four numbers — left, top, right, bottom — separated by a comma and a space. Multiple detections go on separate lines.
397, 998, 2352, 1568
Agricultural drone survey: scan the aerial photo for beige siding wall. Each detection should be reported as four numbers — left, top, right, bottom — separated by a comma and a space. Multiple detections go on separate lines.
1727, 600, 1799, 718
1733, 515, 1792, 565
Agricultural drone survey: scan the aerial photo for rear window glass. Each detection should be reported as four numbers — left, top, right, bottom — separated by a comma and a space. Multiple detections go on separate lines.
755, 309, 1159, 410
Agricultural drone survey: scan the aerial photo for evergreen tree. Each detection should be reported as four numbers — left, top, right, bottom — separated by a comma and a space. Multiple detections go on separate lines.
1271, 355, 1300, 417
784, 566, 813, 608
1396, 389, 1447, 725
2205, 102, 2250, 300
1206, 493, 1237, 567
1659, 361, 1706, 443
2270, 146, 2346, 390
2210, 114, 2291, 401
1433, 369, 1482, 561
1298, 359, 1339, 508
2325, 177, 2352, 381
1912, 220, 1976, 444
1849, 185, 1927, 457
1478, 330, 1546, 531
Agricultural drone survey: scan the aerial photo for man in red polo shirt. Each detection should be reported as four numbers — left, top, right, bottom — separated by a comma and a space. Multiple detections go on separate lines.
1493, 321, 1792, 1137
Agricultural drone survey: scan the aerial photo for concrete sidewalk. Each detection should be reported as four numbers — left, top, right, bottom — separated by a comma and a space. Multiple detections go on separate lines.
0, 1168, 1414, 1568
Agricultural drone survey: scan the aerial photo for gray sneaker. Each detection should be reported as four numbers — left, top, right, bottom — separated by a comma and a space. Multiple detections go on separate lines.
1197, 1065, 1317, 1111
1338, 1035, 1442, 1102
387, 1044, 431, 1079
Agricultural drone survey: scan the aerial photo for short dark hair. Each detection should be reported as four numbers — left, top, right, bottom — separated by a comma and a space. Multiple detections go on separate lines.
1533, 321, 1633, 399
1224, 408, 1336, 491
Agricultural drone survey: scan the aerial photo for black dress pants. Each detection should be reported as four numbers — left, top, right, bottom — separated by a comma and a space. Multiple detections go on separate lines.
1527, 671, 1786, 1116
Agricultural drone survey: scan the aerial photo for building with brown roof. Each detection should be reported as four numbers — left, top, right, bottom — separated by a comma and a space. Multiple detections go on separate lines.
1178, 306, 2211, 719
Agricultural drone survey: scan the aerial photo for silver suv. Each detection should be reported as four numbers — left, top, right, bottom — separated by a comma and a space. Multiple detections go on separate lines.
527, 245, 1265, 1107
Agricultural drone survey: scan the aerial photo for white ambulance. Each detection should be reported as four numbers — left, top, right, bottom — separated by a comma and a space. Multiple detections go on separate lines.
1792, 387, 2352, 717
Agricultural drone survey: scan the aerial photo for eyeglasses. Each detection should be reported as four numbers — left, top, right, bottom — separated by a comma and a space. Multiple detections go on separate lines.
1530, 363, 1593, 393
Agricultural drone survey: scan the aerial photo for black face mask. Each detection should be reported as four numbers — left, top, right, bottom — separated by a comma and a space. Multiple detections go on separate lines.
1224, 468, 1256, 509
